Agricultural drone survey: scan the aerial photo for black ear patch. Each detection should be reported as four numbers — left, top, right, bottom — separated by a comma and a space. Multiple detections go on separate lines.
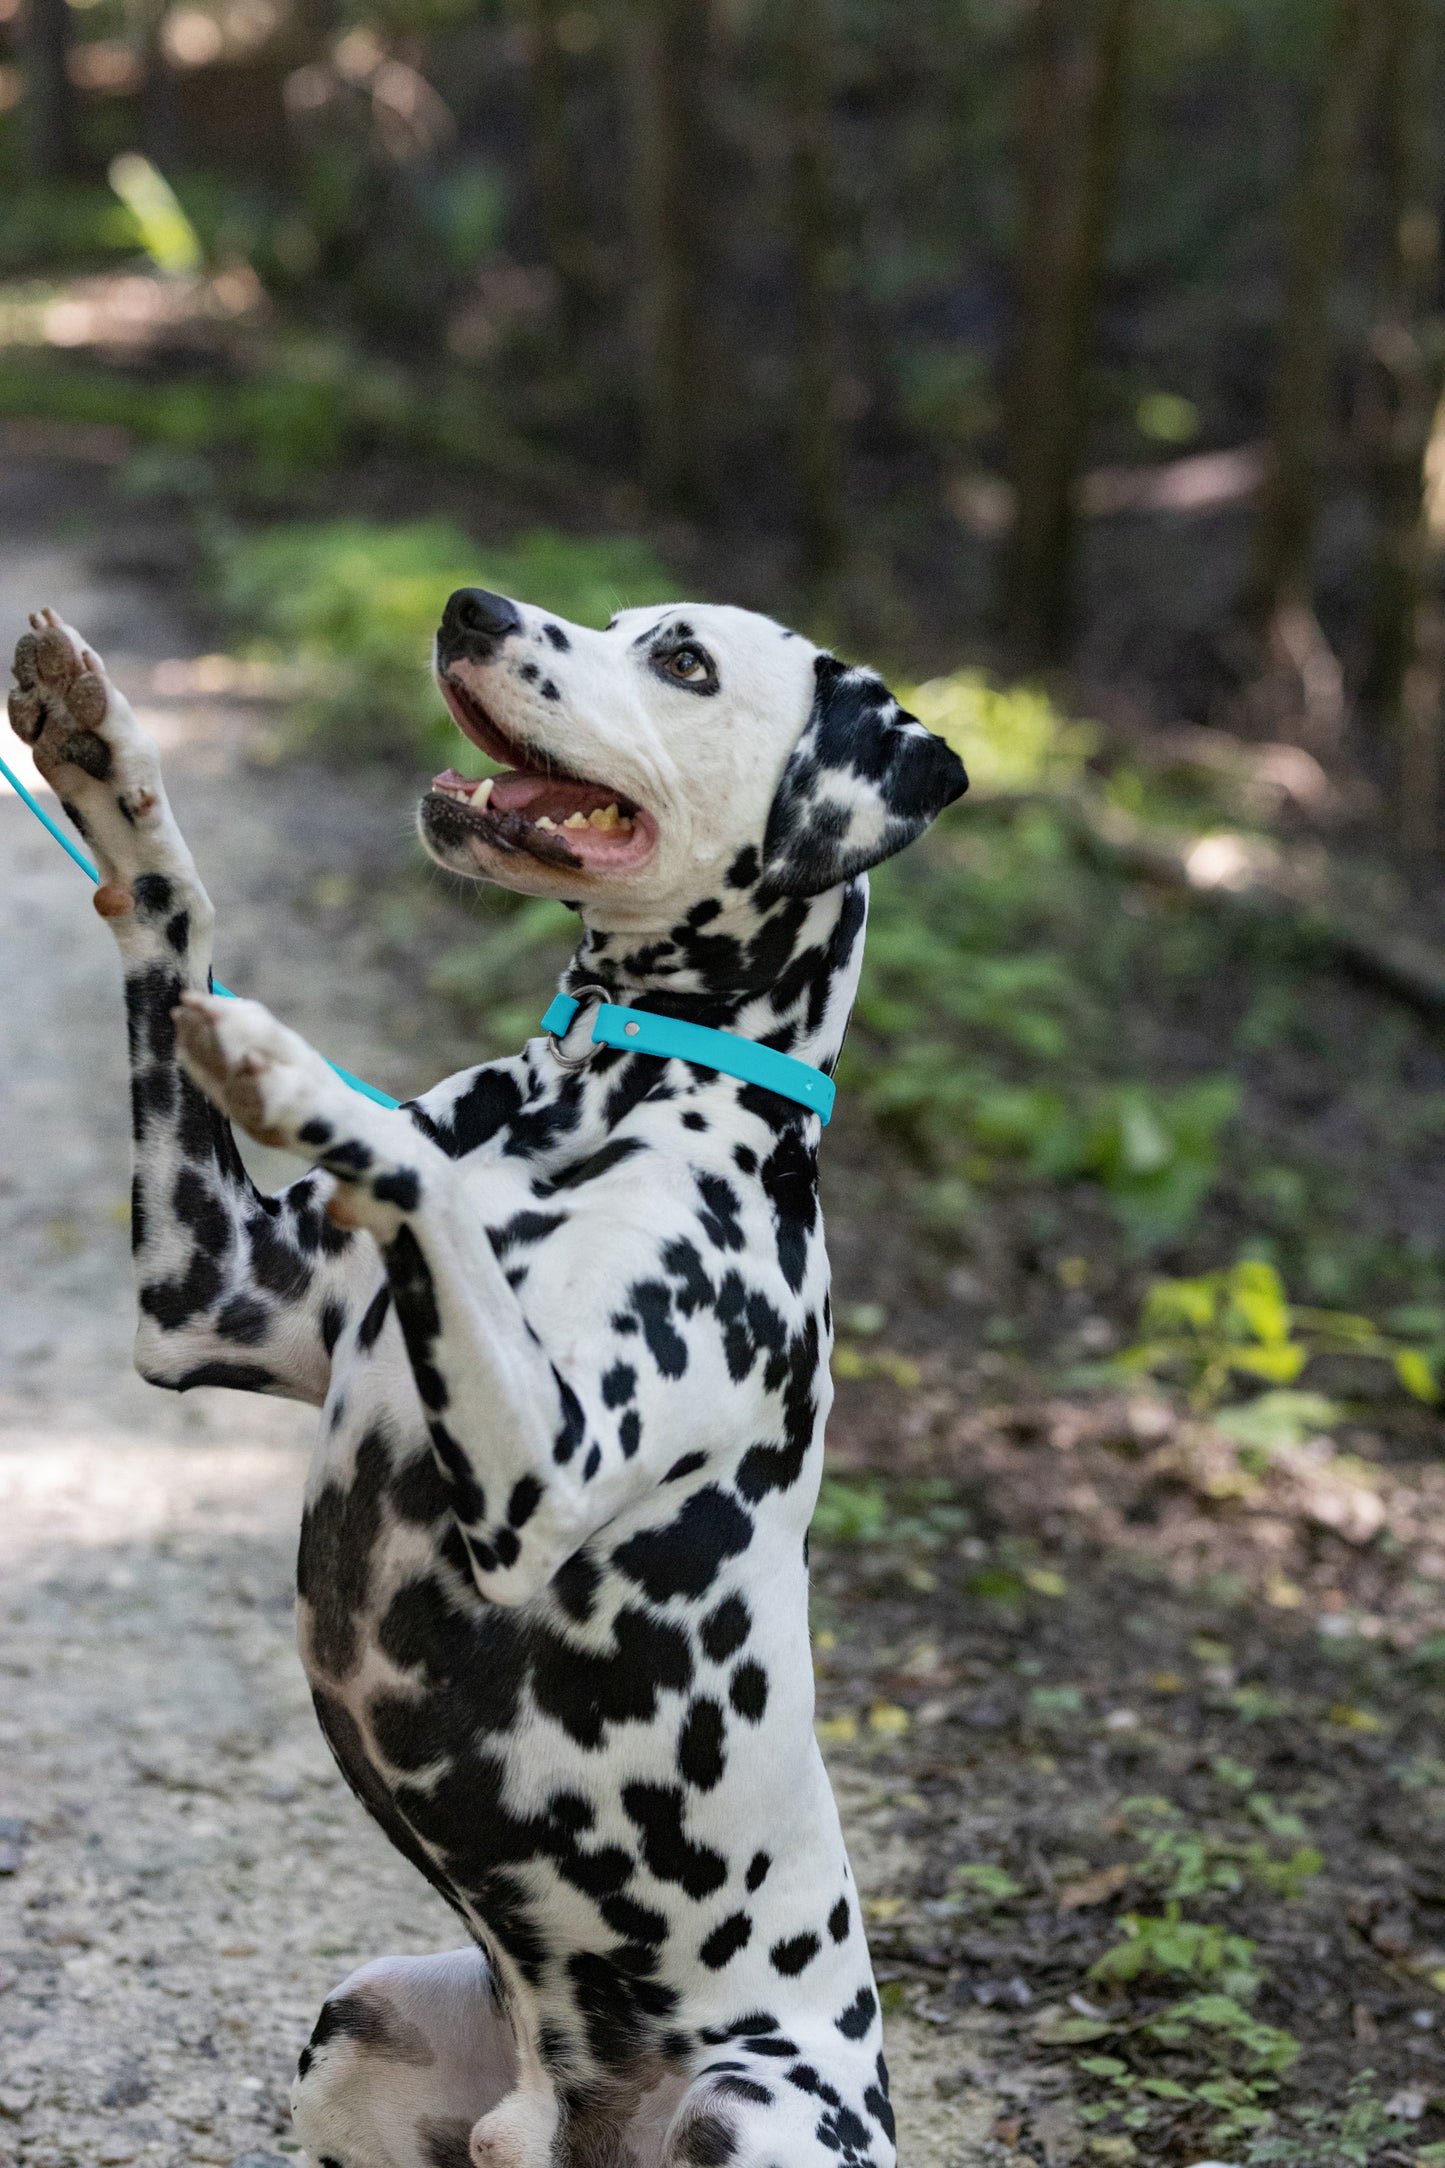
761, 655, 968, 898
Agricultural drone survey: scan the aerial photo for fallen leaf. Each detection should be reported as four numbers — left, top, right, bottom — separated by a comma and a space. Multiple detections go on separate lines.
1058, 1864, 1132, 1912
1025, 1568, 1067, 1597
868, 1702, 910, 1737
1330, 1704, 1387, 1733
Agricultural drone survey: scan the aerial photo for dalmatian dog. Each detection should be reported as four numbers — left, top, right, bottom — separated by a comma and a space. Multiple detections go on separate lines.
8, 590, 966, 2168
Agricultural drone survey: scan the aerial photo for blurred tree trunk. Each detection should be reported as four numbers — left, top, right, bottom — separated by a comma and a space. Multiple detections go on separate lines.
131, 0, 185, 175
783, 0, 844, 599
1359, 0, 1445, 847
1245, 0, 1368, 691
521, 0, 591, 338
1001, 0, 1137, 666
628, 0, 715, 513
21, 0, 82, 180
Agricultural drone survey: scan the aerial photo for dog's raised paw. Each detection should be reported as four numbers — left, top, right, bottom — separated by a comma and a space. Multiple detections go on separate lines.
173, 991, 347, 1151
10, 608, 168, 830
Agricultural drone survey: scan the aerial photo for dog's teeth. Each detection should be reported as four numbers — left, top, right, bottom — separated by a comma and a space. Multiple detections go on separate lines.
563, 811, 589, 829
470, 777, 494, 807
588, 804, 620, 831
536, 815, 558, 831
617, 816, 635, 833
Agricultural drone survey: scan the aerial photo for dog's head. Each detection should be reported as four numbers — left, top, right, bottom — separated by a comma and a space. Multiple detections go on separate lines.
420, 590, 966, 923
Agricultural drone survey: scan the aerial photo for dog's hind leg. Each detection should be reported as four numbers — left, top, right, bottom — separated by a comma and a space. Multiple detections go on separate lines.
291, 1948, 518, 2168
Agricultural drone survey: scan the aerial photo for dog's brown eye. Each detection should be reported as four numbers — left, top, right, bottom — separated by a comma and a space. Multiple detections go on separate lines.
666, 647, 708, 682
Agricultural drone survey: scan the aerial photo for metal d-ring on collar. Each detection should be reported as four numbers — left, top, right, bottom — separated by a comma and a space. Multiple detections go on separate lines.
545, 983, 614, 1069
539, 989, 836, 1124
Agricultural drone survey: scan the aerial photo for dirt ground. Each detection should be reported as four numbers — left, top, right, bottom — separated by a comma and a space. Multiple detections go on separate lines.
0, 450, 965, 2168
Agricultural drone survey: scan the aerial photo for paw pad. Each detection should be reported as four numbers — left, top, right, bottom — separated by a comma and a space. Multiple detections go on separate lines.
66, 672, 108, 728
7, 687, 42, 743
34, 627, 75, 683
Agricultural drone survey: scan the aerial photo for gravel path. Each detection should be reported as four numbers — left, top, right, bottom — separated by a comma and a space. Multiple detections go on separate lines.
0, 459, 963, 2168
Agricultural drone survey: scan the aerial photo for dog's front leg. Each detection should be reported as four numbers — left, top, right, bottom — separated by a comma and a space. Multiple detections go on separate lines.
9, 613, 376, 1403
176, 993, 590, 1599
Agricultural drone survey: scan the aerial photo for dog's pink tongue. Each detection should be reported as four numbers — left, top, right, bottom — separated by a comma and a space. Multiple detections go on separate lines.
433, 767, 494, 792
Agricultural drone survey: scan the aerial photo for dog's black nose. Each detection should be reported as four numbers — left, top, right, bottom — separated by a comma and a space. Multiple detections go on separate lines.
441, 588, 523, 655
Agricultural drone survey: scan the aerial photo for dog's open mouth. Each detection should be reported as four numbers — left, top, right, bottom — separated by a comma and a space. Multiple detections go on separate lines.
423, 673, 656, 872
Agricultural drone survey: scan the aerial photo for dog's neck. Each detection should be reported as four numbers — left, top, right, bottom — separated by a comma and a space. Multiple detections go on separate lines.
562, 875, 868, 1075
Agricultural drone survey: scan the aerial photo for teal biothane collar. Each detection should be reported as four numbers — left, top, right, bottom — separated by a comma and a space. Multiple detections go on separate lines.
541, 991, 836, 1125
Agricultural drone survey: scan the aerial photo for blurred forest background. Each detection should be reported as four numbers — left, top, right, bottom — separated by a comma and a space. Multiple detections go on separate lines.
11, 4, 1445, 2162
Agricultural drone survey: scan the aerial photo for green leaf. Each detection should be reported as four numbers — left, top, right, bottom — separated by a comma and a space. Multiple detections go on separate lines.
952, 1862, 1024, 1899
1396, 1347, 1441, 1403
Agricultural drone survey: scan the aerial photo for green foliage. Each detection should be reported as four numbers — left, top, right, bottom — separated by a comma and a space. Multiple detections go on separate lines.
1089, 1905, 1262, 1999
810, 1477, 890, 1545
1064, 1904, 1306, 2153
216, 519, 675, 755
903, 672, 1098, 797
809, 1475, 973, 1549
427, 896, 578, 1049
951, 1861, 1024, 1902
1115, 1258, 1442, 1410
107, 156, 203, 278
1240, 2073, 1419, 2166
1120, 1796, 1321, 1903
0, 186, 142, 275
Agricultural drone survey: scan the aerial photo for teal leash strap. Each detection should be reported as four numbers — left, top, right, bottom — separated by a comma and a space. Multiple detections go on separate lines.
541, 991, 836, 1123
1, 748, 400, 1111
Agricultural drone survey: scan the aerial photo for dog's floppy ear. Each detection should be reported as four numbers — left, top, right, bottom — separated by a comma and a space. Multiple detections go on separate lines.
761, 654, 968, 897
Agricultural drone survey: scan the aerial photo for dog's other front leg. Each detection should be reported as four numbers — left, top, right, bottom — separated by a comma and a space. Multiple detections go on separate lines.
9, 613, 376, 1403
175, 993, 590, 1599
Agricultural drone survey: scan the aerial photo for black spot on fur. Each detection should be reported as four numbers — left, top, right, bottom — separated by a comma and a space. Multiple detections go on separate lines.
835, 1985, 878, 2040
729, 1661, 768, 1721
612, 1486, 753, 1603
770, 1932, 820, 1977
631, 1280, 689, 1378
621, 1781, 727, 1897
699, 1912, 752, 1969
701, 1594, 750, 1662
298, 1427, 391, 1677
677, 1697, 726, 1790
601, 1361, 636, 1408
357, 1281, 392, 1349
418, 2115, 475, 2168
531, 1610, 692, 1749
695, 1172, 745, 1253
828, 1895, 850, 1942
507, 1475, 543, 1528
543, 623, 570, 650
373, 1167, 420, 1211
542, 1136, 645, 1192
216, 1293, 270, 1344
170, 1359, 275, 1391
713, 2075, 773, 2106
746, 1850, 771, 1891
552, 1547, 602, 1623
